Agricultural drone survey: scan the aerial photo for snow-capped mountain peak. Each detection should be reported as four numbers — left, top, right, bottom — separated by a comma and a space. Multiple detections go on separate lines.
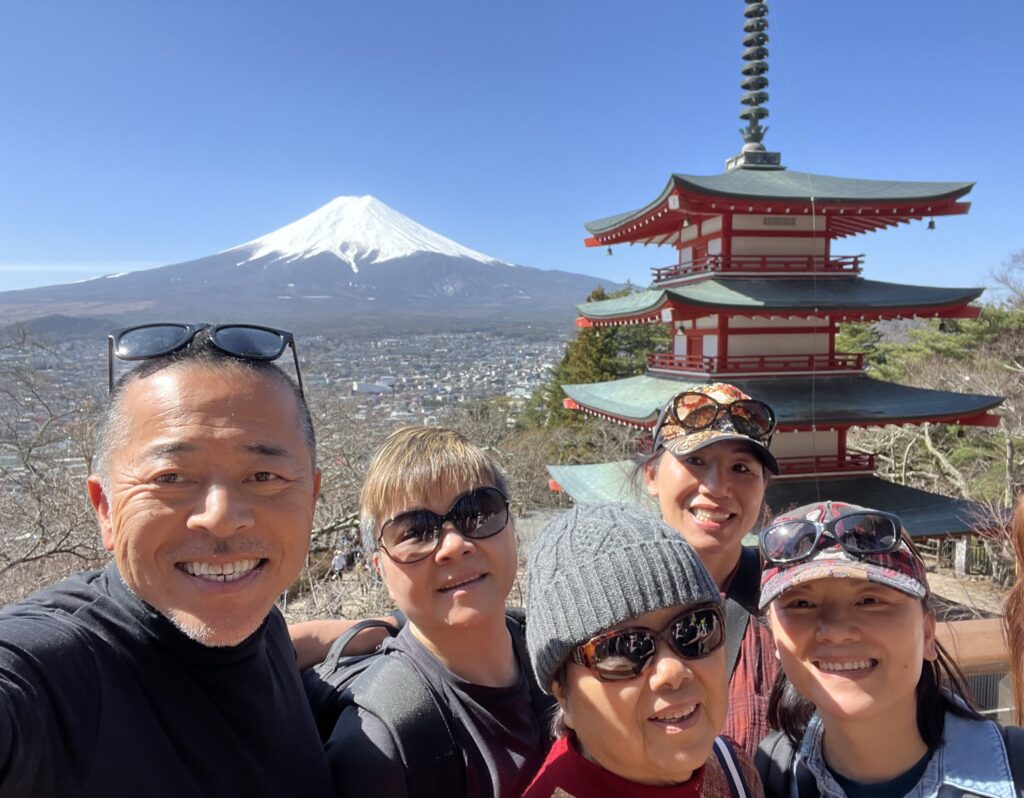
226, 195, 509, 272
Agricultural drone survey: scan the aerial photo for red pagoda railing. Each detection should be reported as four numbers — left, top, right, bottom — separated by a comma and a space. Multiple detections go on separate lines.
646, 352, 864, 374
777, 453, 876, 477
651, 254, 863, 282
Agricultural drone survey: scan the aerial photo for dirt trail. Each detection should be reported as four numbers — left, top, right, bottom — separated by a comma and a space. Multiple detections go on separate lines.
927, 566, 1007, 619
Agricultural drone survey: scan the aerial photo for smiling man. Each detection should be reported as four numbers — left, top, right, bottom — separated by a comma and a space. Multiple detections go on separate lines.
0, 324, 333, 797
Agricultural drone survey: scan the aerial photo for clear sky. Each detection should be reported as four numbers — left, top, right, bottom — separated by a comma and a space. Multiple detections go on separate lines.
0, 0, 1018, 295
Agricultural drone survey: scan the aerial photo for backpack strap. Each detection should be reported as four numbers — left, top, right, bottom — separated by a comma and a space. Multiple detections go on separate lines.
712, 736, 750, 798
794, 761, 818, 798
754, 729, 820, 798
304, 618, 403, 740
323, 618, 401, 666
724, 600, 750, 682
724, 546, 761, 679
348, 654, 466, 798
755, 729, 794, 798
1000, 723, 1024, 794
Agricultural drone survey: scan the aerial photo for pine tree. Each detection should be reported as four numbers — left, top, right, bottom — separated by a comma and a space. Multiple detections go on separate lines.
523, 286, 669, 429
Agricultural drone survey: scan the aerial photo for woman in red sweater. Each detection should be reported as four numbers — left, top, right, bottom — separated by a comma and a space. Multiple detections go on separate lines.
522, 503, 763, 798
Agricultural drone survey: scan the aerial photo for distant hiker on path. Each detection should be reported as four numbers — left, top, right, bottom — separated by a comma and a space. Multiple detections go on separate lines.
0, 324, 332, 797
331, 549, 347, 578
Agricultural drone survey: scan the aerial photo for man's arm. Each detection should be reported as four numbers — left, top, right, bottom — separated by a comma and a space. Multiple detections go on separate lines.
289, 616, 401, 670
0, 614, 99, 796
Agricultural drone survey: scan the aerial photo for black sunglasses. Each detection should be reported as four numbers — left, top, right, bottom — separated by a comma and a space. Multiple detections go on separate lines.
759, 510, 907, 565
571, 604, 725, 682
107, 323, 304, 396
656, 391, 776, 443
377, 486, 511, 564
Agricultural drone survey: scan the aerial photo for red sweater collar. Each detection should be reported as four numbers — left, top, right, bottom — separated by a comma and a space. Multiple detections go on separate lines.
521, 735, 706, 798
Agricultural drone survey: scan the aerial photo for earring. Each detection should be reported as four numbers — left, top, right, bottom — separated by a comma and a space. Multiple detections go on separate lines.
774, 647, 781, 661
647, 486, 657, 495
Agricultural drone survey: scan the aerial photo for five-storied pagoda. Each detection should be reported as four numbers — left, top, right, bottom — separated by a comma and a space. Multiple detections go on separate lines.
547, 1, 1002, 538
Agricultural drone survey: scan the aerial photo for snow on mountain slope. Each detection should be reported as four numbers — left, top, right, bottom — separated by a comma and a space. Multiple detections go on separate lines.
225, 195, 511, 273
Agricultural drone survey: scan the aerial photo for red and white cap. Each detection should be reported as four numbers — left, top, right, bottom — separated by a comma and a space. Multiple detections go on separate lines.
758, 500, 929, 610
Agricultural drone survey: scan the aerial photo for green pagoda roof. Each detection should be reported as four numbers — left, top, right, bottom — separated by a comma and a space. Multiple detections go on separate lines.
546, 464, 988, 539
546, 461, 656, 507
577, 279, 983, 321
585, 169, 974, 234
562, 374, 1002, 427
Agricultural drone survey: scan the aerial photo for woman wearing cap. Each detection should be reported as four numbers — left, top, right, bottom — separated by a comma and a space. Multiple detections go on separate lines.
755, 500, 1024, 796
638, 383, 781, 754
522, 503, 763, 798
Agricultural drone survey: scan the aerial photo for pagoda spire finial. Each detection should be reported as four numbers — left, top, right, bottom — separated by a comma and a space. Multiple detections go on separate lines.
726, 1, 783, 170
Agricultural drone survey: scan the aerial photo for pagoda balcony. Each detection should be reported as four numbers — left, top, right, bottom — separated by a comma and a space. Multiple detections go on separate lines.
646, 352, 865, 376
651, 254, 863, 283
776, 452, 876, 479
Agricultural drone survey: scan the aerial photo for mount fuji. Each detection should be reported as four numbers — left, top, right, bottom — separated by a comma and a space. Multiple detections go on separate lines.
0, 196, 621, 331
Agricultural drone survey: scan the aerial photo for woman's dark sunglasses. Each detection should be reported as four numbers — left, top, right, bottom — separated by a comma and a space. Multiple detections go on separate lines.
377, 486, 510, 564
664, 391, 776, 441
759, 510, 907, 565
107, 323, 303, 396
571, 604, 725, 682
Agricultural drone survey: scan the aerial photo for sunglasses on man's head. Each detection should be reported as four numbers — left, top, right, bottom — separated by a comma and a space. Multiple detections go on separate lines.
655, 391, 776, 444
107, 323, 303, 396
571, 604, 725, 682
377, 486, 510, 564
759, 510, 910, 565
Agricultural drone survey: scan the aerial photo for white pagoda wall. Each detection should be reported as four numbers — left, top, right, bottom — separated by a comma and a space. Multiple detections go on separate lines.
729, 332, 830, 356
770, 429, 839, 459
731, 236, 826, 256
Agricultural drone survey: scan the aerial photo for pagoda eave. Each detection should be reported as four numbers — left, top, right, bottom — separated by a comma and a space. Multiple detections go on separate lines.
653, 300, 983, 325
576, 312, 661, 328
585, 171, 974, 246
565, 400, 1000, 433
576, 280, 983, 325
546, 463, 992, 539
561, 374, 1002, 430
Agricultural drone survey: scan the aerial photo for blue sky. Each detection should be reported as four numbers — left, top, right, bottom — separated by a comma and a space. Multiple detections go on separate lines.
0, 0, 1018, 295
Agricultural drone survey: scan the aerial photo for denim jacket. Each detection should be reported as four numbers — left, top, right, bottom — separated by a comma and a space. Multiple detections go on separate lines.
794, 712, 1016, 798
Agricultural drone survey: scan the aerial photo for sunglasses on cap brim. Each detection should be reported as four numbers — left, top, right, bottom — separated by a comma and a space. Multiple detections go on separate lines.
759, 509, 918, 565
654, 391, 776, 445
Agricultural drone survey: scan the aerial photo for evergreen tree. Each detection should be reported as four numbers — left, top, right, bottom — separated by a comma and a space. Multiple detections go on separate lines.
523, 285, 669, 429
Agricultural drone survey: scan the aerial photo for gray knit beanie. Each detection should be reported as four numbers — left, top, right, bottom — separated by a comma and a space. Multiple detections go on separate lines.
526, 502, 721, 693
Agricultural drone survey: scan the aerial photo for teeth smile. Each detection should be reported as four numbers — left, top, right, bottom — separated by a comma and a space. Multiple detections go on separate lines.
691, 508, 730, 522
817, 659, 875, 672
181, 559, 262, 582
439, 574, 484, 591
652, 704, 698, 722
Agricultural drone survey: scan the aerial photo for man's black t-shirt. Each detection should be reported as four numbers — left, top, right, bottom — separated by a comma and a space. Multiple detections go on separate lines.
0, 566, 333, 797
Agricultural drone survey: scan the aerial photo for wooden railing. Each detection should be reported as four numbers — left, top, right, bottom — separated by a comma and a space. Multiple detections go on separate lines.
646, 352, 864, 374
777, 453, 876, 476
651, 254, 863, 282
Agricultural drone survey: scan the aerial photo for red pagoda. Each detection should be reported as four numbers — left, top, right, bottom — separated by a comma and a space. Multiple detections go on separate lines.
547, 1, 1002, 537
